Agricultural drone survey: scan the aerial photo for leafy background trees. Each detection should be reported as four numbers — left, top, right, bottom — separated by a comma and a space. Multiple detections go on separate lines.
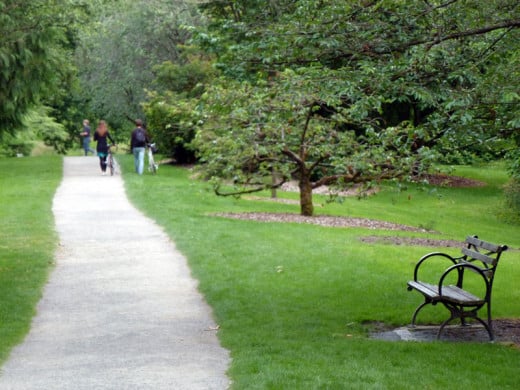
75, 0, 204, 140
189, 0, 520, 215
0, 0, 519, 214
0, 0, 84, 148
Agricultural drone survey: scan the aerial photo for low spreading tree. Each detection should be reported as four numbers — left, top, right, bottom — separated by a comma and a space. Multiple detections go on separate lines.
192, 0, 520, 216
195, 71, 430, 216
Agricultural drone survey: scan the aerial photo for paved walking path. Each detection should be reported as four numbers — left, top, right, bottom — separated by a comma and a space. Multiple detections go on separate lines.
0, 157, 230, 389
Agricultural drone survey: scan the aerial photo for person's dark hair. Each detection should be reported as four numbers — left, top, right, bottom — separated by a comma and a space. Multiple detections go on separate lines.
135, 119, 143, 126
96, 120, 108, 136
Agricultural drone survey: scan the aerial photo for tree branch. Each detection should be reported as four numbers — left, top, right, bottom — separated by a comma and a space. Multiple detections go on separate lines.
282, 147, 304, 167
214, 178, 287, 197
414, 19, 520, 51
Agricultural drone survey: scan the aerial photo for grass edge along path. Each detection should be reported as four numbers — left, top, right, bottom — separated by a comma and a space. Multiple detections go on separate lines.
0, 156, 62, 364
120, 156, 520, 389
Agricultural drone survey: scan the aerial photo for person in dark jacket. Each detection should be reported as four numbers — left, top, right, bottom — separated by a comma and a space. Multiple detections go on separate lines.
94, 120, 115, 175
80, 119, 96, 156
130, 119, 149, 175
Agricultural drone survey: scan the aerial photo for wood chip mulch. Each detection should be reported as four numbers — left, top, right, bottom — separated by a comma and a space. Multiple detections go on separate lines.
214, 212, 429, 232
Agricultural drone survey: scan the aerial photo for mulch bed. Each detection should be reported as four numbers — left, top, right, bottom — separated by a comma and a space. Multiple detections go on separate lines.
214, 212, 430, 232
359, 235, 462, 248
418, 173, 486, 188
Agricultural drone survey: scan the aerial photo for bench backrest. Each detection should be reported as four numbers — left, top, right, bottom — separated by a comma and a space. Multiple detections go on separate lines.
463, 236, 508, 265
460, 236, 508, 281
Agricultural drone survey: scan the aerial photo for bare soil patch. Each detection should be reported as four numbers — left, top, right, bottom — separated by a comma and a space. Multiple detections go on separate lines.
418, 173, 486, 188
368, 319, 520, 347
494, 319, 520, 347
359, 235, 461, 248
215, 212, 429, 232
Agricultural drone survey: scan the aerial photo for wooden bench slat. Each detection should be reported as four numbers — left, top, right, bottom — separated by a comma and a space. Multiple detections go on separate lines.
442, 286, 483, 305
407, 281, 439, 299
407, 281, 483, 305
461, 248, 496, 265
465, 236, 502, 252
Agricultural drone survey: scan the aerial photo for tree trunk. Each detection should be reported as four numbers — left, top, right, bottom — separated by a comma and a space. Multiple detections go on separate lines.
271, 167, 277, 198
299, 172, 314, 216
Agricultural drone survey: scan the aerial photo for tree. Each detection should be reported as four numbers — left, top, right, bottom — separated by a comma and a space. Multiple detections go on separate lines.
193, 0, 520, 216
75, 0, 205, 132
0, 0, 81, 136
143, 53, 216, 163
195, 70, 426, 216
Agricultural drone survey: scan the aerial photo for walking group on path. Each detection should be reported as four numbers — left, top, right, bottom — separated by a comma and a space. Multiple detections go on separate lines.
80, 118, 152, 176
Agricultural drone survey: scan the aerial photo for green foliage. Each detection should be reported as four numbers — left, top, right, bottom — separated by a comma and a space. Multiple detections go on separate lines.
504, 178, 520, 219
191, 0, 520, 215
0, 106, 71, 156
143, 92, 199, 163
23, 106, 69, 155
143, 57, 216, 162
0, 134, 34, 158
75, 0, 205, 131
0, 0, 82, 133
152, 58, 214, 98
506, 137, 520, 179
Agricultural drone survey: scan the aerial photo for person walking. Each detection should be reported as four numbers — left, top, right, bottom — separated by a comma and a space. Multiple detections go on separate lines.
93, 120, 115, 175
80, 119, 96, 156
130, 119, 149, 175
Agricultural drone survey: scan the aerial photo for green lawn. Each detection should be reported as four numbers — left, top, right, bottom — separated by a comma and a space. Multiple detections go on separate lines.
120, 156, 520, 389
1, 155, 519, 388
0, 156, 62, 362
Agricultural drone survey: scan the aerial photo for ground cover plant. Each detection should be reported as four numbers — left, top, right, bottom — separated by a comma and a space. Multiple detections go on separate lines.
119, 155, 520, 389
0, 156, 62, 363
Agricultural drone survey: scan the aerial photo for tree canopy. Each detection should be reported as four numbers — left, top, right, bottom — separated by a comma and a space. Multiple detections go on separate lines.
1, 0, 519, 205
0, 0, 83, 135
191, 0, 520, 215
75, 0, 204, 132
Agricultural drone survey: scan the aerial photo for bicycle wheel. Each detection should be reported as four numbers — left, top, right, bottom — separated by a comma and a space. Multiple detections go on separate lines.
108, 154, 114, 176
149, 154, 157, 174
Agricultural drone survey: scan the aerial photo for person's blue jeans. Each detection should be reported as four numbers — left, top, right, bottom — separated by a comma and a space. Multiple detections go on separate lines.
82, 137, 95, 155
133, 147, 145, 175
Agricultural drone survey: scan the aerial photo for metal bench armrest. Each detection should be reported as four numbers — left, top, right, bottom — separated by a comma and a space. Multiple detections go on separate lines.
413, 252, 460, 281
438, 262, 491, 299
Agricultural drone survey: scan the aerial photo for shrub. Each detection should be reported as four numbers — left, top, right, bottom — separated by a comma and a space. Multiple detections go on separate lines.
0, 136, 34, 157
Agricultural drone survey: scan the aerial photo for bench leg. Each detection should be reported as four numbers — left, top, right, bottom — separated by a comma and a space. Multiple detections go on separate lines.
473, 317, 494, 341
438, 303, 494, 341
437, 316, 455, 340
410, 298, 433, 326
486, 302, 494, 341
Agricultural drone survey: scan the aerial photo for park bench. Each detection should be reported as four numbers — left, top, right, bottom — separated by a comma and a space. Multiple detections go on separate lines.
407, 235, 508, 341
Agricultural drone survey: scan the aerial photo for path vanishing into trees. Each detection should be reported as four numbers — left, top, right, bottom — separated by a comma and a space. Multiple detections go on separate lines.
0, 157, 230, 389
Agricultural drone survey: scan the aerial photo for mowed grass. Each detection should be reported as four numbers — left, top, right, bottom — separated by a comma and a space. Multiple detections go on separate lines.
0, 155, 518, 387
0, 156, 62, 363
119, 156, 520, 389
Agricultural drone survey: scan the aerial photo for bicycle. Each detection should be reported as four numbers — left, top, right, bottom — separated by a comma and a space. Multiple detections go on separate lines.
107, 144, 119, 176
147, 143, 158, 174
